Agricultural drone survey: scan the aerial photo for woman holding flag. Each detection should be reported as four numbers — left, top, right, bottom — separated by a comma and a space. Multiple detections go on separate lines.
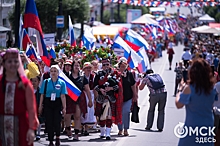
38, 65, 67, 146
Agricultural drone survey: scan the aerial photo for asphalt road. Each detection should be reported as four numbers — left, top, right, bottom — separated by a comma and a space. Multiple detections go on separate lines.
34, 44, 185, 146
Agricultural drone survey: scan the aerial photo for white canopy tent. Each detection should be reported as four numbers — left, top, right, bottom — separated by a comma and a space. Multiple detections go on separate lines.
131, 14, 159, 25
199, 14, 215, 22
143, 14, 155, 19
191, 25, 210, 32
196, 27, 220, 34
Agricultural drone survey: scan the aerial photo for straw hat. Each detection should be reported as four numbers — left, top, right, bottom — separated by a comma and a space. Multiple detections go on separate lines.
83, 62, 93, 70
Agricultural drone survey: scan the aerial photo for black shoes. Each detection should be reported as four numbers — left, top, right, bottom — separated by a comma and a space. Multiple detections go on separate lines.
145, 127, 151, 131
83, 131, 89, 136
106, 136, 111, 140
35, 135, 40, 141
158, 129, 163, 132
48, 142, 54, 146
55, 138, 60, 146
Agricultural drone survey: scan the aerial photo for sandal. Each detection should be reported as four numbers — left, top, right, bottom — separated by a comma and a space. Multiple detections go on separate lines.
124, 131, 129, 136
118, 130, 123, 136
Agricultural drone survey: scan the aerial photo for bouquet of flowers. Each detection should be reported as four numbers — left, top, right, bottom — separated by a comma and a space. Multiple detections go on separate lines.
55, 41, 117, 65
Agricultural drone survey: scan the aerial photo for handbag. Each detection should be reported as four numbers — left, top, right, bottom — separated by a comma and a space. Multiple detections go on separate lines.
131, 102, 140, 123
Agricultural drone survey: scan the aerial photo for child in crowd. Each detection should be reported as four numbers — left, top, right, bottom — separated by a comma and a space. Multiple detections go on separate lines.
30, 76, 42, 141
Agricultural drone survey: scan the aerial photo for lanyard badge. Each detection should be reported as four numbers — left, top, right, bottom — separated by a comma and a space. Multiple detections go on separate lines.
51, 79, 58, 101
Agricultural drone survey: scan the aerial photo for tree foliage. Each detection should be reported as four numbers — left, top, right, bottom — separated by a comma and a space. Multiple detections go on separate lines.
8, 0, 89, 33
103, 4, 149, 24
203, 6, 220, 22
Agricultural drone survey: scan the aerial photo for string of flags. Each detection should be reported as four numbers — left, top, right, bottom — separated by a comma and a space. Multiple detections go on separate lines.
108, 0, 219, 7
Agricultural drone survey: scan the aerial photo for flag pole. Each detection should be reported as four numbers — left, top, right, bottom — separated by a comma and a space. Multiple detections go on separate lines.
15, 0, 20, 48
57, 0, 63, 41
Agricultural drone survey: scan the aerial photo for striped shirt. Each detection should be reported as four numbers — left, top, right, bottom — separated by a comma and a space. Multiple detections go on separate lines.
143, 75, 166, 94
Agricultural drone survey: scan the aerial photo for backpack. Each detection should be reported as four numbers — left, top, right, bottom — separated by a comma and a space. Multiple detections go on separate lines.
147, 74, 165, 90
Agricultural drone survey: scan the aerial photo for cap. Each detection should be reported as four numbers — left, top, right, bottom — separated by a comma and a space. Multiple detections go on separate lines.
83, 62, 93, 70
118, 57, 128, 64
101, 58, 110, 64
50, 65, 60, 73
64, 59, 73, 65
145, 69, 154, 74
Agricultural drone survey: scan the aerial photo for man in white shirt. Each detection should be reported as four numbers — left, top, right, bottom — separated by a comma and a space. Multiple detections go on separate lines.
181, 47, 192, 68
206, 50, 214, 65
214, 81, 220, 135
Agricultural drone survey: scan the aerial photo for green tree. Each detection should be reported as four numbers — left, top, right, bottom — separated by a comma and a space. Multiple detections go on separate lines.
8, 0, 89, 33
215, 12, 220, 23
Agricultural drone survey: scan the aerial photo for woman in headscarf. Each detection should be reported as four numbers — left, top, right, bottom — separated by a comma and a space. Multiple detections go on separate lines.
0, 48, 39, 146
38, 65, 67, 146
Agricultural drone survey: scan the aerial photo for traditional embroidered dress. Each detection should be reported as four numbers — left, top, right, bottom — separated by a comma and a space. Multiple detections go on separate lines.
81, 73, 96, 124
0, 76, 38, 146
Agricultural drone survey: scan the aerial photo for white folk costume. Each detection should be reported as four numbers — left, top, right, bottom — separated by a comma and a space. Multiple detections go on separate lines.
81, 73, 96, 124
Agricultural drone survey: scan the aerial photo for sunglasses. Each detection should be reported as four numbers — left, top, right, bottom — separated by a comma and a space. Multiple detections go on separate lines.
103, 64, 109, 67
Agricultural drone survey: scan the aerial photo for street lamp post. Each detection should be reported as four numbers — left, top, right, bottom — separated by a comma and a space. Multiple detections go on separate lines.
57, 0, 63, 41
100, 0, 104, 23
14, 0, 20, 48
0, 0, 3, 26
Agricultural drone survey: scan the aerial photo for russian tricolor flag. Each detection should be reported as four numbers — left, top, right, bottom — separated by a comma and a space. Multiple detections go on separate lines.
69, 16, 76, 47
82, 29, 96, 50
179, 14, 187, 22
57, 65, 81, 101
125, 29, 149, 51
26, 44, 38, 61
24, 0, 50, 66
113, 36, 142, 69
21, 28, 32, 51
49, 45, 56, 59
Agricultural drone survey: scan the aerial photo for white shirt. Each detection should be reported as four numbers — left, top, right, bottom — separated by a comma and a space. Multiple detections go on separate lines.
182, 51, 192, 60
214, 82, 220, 108
168, 42, 173, 48
206, 53, 214, 65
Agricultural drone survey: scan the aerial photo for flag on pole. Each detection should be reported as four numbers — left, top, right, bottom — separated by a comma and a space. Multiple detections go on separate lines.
21, 28, 32, 51
24, 0, 50, 66
19, 15, 23, 49
69, 16, 76, 47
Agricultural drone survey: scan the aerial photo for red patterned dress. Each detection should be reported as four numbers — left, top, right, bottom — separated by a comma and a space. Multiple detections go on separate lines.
0, 76, 38, 146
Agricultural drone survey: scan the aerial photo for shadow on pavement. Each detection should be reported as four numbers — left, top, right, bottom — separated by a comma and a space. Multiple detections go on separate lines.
88, 137, 117, 142
131, 128, 162, 133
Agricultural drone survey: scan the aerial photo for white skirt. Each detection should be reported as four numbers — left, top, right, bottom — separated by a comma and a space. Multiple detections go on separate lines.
81, 90, 97, 125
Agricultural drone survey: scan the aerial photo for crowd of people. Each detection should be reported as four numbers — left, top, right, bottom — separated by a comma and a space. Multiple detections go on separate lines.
1, 15, 220, 146
0, 46, 168, 146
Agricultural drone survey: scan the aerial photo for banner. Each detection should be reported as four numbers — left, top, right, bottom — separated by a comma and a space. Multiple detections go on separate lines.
43, 33, 55, 46
127, 9, 142, 23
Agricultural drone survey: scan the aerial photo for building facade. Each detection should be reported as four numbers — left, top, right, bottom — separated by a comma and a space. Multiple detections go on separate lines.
0, 0, 14, 28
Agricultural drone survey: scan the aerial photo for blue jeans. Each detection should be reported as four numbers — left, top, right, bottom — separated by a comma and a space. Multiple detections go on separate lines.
118, 99, 132, 131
